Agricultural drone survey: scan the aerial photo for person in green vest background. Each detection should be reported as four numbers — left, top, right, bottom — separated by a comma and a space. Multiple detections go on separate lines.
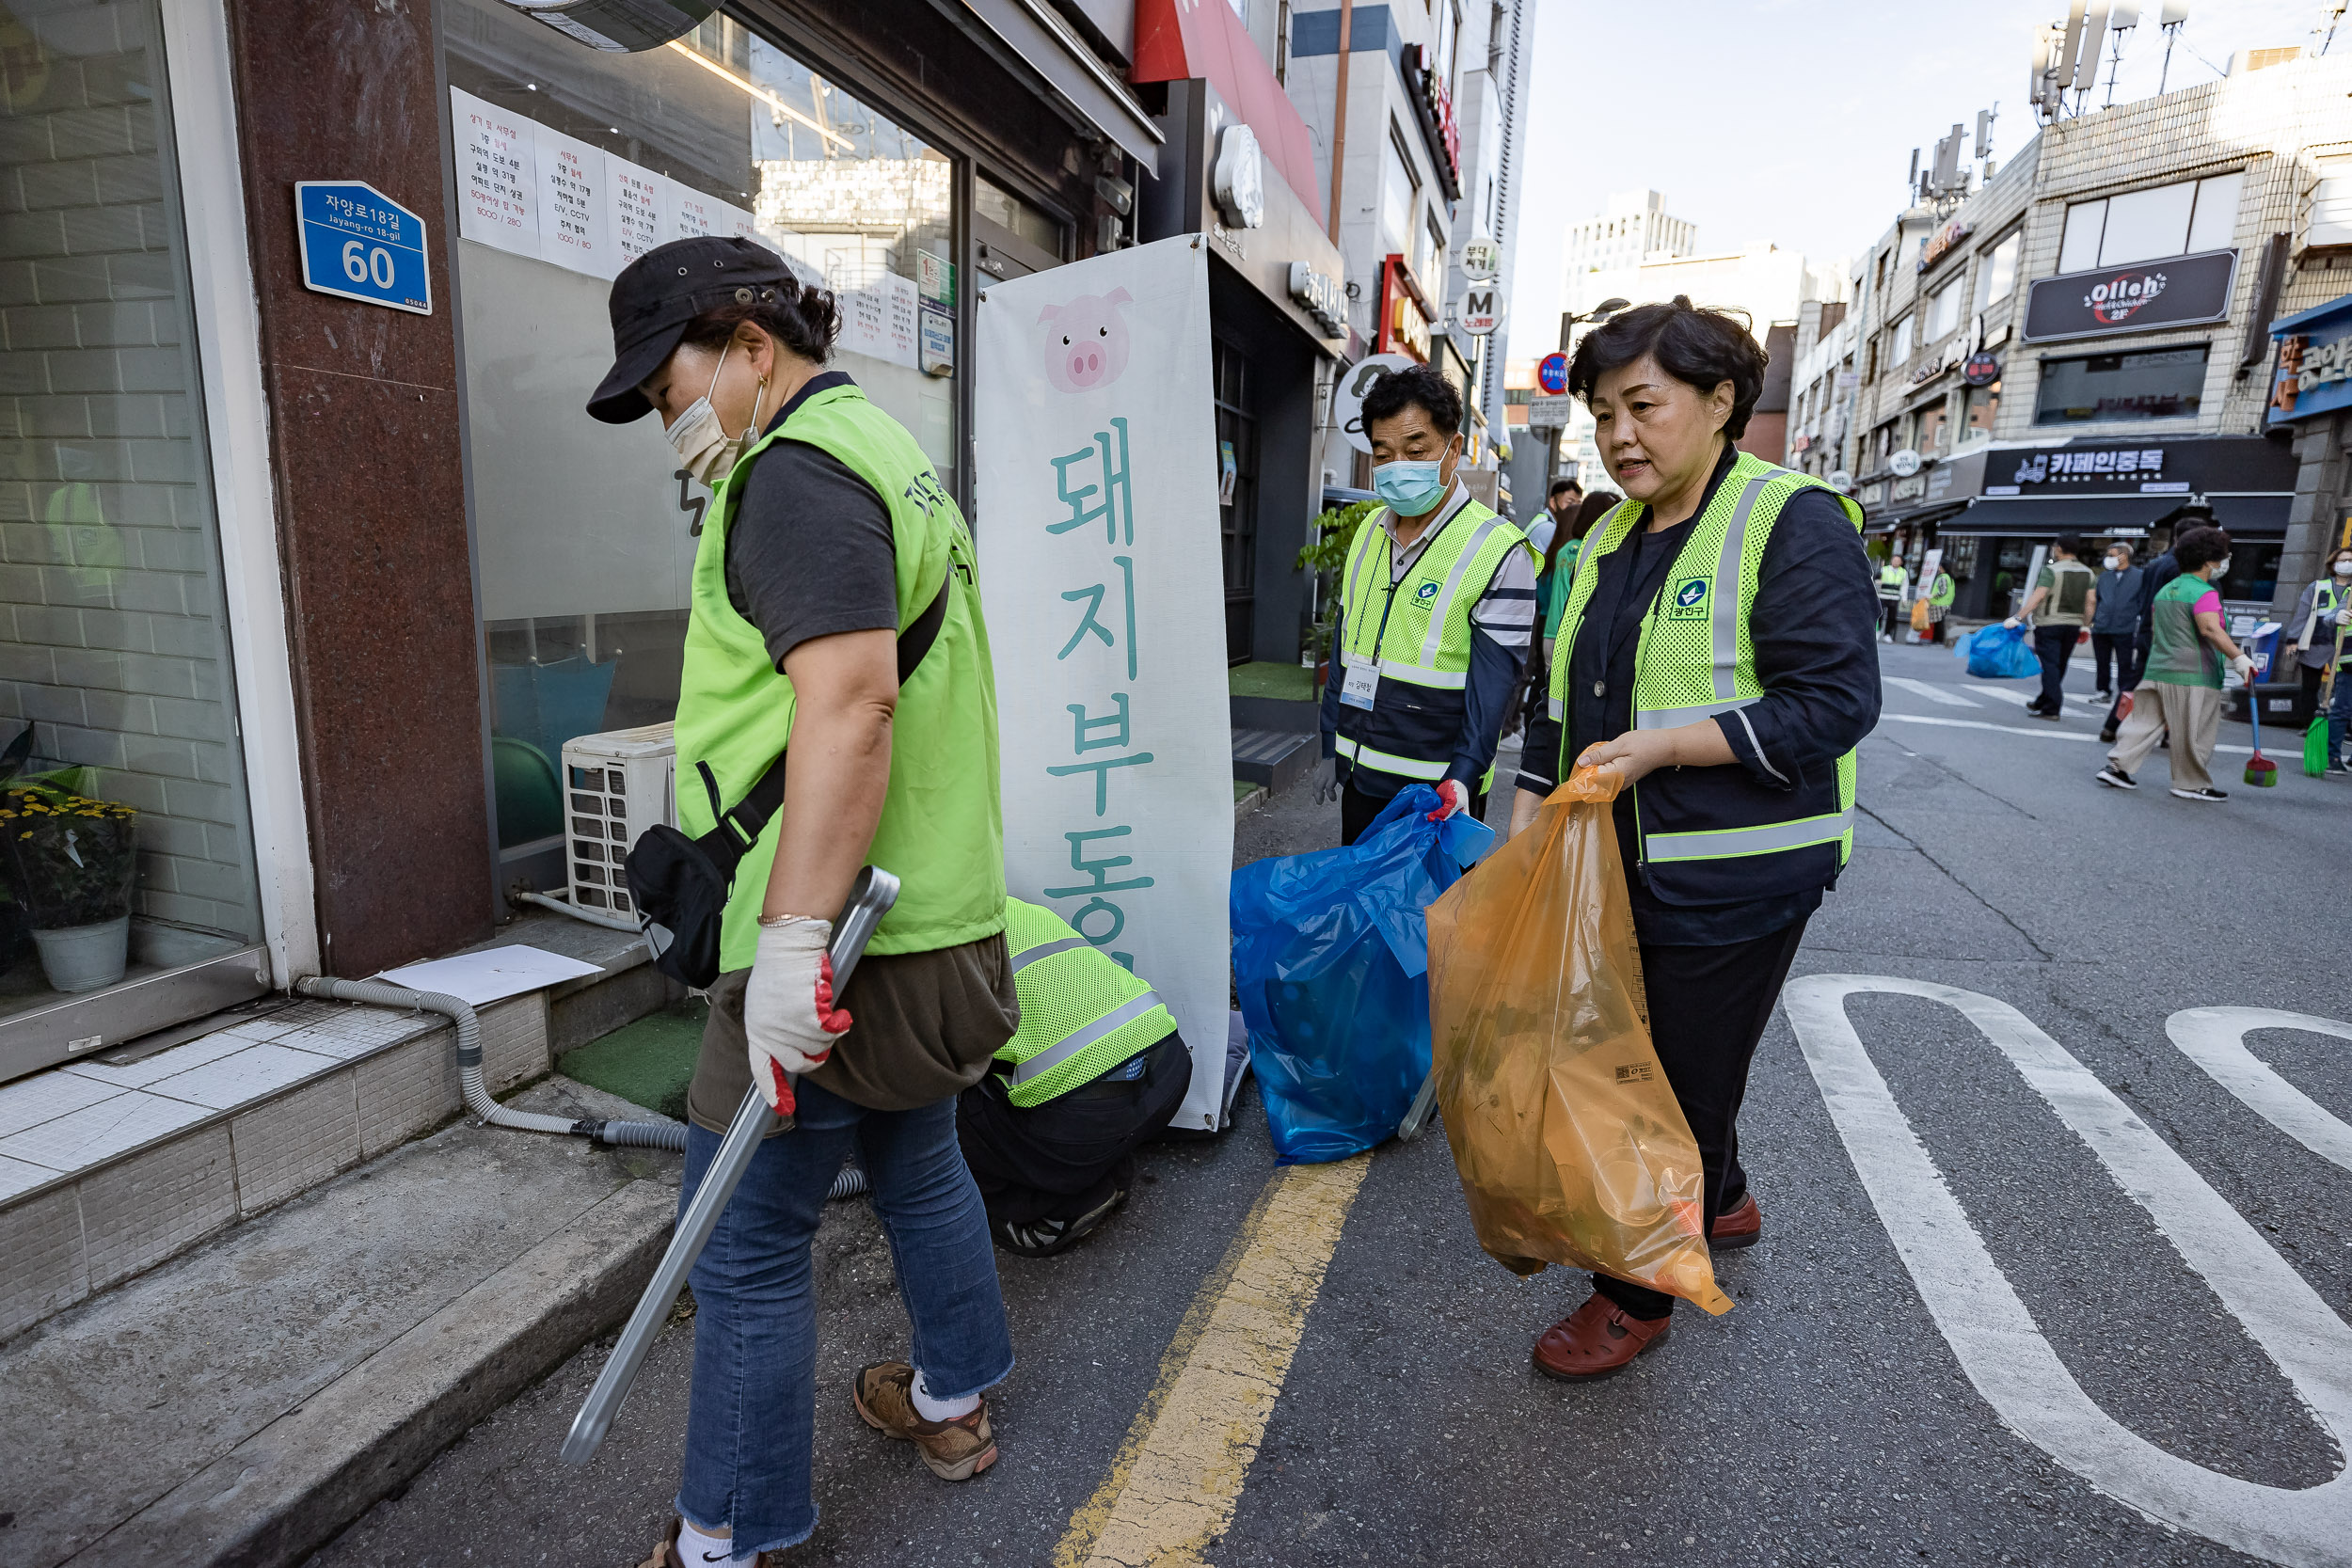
957, 898, 1191, 1257
2289, 541, 2352, 772
1317, 363, 1535, 842
1926, 560, 1956, 643
1511, 296, 1882, 1381
1874, 555, 1909, 641
591, 237, 1016, 1568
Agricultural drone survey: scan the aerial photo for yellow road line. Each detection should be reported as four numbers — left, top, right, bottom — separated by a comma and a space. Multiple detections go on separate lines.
1054, 1157, 1372, 1568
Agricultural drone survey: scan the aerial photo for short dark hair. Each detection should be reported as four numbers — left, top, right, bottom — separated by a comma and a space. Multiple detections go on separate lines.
1548, 478, 1581, 499
1565, 295, 1769, 438
2052, 535, 2085, 559
677, 272, 841, 365
1359, 362, 1462, 436
2173, 525, 2233, 570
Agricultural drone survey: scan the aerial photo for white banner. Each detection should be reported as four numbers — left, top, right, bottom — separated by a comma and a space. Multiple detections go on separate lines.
976, 237, 1234, 1131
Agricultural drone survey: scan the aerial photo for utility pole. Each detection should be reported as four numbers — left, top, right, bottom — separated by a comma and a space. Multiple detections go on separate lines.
1327, 0, 1354, 245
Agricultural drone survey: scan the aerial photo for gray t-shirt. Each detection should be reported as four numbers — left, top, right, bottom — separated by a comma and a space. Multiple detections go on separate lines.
722, 374, 898, 669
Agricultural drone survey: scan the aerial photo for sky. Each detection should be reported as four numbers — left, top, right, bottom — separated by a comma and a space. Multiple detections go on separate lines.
1502, 0, 2329, 361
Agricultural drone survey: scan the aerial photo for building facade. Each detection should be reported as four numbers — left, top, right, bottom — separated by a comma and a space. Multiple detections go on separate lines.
1838, 54, 2352, 624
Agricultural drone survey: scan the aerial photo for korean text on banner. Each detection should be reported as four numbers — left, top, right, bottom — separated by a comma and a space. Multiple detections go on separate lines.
975, 237, 1234, 1132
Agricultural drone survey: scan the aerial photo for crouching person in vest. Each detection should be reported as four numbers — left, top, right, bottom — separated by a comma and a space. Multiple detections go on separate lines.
956, 898, 1191, 1257
591, 238, 1019, 1567
1509, 297, 1882, 1380
1318, 363, 1535, 843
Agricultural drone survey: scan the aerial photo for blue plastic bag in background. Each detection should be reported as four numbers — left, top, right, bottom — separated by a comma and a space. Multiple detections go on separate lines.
1957, 621, 2040, 680
1231, 784, 1496, 1164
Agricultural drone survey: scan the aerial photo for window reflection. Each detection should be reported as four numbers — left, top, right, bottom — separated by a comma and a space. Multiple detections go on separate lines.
446, 4, 959, 854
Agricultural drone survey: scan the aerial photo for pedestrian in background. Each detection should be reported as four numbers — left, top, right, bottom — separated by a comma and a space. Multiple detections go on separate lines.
1875, 553, 1909, 641
1921, 560, 1955, 644
1319, 364, 1534, 842
1524, 476, 1581, 561
2008, 535, 2095, 720
1538, 489, 1621, 663
2290, 544, 2352, 771
2090, 541, 2145, 701
2102, 543, 2181, 743
591, 238, 1018, 1567
1513, 297, 1879, 1379
2098, 525, 2257, 801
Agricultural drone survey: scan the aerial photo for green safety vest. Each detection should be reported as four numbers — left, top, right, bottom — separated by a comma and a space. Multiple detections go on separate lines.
675, 378, 1006, 966
2310, 580, 2352, 665
1548, 450, 1866, 906
994, 897, 1176, 1106
1930, 572, 1956, 609
1332, 488, 1531, 790
1878, 563, 1906, 594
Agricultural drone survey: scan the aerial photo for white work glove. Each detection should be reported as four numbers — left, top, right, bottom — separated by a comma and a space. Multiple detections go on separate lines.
743, 916, 852, 1117
1313, 757, 1341, 805
2229, 653, 2258, 684
2002, 617, 2021, 629
1425, 778, 1471, 821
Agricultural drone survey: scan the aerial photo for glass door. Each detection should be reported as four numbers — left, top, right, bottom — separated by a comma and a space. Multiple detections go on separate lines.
0, 0, 269, 1079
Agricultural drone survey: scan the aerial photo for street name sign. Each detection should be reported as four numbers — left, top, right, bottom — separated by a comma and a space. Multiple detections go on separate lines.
294, 181, 432, 315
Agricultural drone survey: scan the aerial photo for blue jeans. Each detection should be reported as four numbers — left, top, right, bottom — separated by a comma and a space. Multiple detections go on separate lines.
676, 1078, 1013, 1554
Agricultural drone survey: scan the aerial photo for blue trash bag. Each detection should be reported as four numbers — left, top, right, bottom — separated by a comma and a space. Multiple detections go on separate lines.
1961, 621, 2041, 680
1231, 784, 1496, 1164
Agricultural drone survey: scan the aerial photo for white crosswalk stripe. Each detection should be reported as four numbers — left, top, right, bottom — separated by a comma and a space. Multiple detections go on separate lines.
1784, 976, 2352, 1568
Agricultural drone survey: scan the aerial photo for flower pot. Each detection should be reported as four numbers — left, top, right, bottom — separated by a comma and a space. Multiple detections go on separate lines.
31, 915, 129, 993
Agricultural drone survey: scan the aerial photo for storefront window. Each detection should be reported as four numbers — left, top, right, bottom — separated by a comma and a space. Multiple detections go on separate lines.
2034, 346, 2207, 425
443, 3, 959, 855
1964, 381, 1999, 436
0, 0, 265, 1029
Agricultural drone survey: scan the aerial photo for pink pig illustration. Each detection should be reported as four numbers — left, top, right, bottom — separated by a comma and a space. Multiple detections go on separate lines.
1038, 287, 1134, 393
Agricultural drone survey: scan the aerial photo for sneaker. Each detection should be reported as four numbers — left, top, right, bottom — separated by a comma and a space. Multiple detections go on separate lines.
2093, 688, 2112, 701
992, 1186, 1125, 1258
2170, 785, 2229, 802
2099, 724, 2119, 744
2332, 757, 2352, 775
852, 1362, 999, 1481
2095, 765, 2137, 789
639, 1518, 785, 1568
2029, 707, 2063, 721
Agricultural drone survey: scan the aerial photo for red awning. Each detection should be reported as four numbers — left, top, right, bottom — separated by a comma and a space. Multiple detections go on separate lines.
1132, 0, 1326, 230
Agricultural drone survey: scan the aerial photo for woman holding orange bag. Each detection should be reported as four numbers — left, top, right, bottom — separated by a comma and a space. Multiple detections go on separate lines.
1508, 298, 1881, 1379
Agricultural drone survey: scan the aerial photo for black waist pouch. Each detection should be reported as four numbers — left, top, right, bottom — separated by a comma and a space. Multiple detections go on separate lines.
627, 580, 949, 990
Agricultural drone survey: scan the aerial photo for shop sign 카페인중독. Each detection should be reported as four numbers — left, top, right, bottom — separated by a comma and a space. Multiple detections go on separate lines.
973, 237, 1233, 1131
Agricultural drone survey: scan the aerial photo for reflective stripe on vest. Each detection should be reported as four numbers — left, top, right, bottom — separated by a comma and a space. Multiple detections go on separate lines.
1009, 989, 1168, 1088
1645, 807, 1857, 863
1633, 475, 1770, 731
1010, 935, 1089, 974
1334, 734, 1451, 780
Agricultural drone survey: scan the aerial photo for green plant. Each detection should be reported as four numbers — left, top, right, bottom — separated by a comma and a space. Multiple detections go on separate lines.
1296, 499, 1382, 662
1, 786, 137, 927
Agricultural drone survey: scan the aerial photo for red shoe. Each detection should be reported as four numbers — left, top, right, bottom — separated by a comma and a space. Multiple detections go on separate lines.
1532, 1293, 1671, 1381
1709, 1192, 1761, 1250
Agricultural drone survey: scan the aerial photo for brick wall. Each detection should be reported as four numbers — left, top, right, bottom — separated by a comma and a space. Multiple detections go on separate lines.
0, 1, 260, 958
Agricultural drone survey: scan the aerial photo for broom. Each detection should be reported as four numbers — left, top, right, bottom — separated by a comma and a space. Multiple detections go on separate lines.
2246, 659, 2279, 788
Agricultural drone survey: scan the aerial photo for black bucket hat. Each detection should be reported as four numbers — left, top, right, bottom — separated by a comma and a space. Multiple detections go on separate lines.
587, 235, 797, 424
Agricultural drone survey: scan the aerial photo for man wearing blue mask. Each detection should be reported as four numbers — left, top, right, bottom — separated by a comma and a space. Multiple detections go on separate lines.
1319, 363, 1535, 843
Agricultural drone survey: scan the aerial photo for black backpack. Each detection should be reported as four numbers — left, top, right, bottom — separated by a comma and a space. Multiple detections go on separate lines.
627, 580, 949, 989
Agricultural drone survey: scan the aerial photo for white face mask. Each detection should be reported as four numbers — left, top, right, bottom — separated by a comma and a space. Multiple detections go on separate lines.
665, 339, 766, 488
2214, 556, 2233, 578
2335, 558, 2352, 577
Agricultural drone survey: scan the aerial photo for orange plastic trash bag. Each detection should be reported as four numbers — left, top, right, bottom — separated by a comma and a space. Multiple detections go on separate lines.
1425, 767, 1732, 1314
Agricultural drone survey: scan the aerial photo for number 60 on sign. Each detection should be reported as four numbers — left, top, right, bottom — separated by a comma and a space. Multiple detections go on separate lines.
294, 180, 433, 315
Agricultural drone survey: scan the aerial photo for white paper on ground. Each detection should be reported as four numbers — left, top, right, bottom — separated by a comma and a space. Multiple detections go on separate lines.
375, 945, 604, 1006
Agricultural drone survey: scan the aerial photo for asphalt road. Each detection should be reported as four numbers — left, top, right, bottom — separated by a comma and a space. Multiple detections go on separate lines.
308, 639, 2352, 1568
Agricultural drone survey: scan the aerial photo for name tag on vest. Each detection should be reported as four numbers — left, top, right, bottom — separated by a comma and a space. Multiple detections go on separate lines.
1340, 653, 1379, 710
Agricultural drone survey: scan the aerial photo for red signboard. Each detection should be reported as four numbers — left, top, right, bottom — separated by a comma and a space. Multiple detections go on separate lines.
1133, 0, 1326, 228
1377, 256, 1431, 360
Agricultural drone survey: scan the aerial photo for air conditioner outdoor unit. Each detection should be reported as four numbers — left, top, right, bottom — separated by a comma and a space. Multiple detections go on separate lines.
559, 721, 676, 920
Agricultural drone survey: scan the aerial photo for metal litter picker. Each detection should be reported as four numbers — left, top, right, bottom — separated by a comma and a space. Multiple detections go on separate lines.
561, 866, 898, 1465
